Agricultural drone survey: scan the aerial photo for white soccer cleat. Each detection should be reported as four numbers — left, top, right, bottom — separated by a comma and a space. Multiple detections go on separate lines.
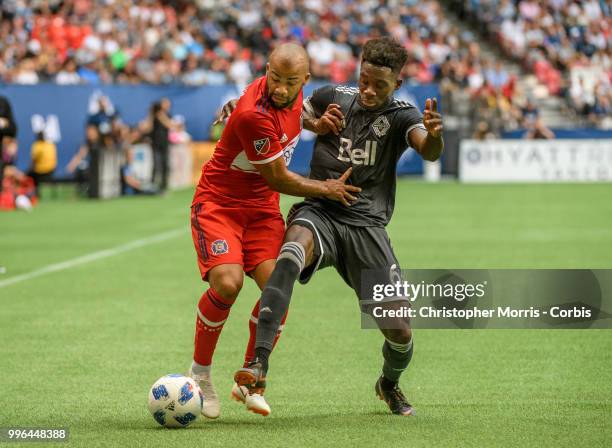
188, 368, 220, 419
245, 392, 271, 417
230, 382, 270, 416
234, 364, 271, 416
230, 382, 247, 403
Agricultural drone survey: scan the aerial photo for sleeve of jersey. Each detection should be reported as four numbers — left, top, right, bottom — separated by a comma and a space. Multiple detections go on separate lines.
303, 85, 335, 118
236, 112, 284, 165
400, 106, 427, 146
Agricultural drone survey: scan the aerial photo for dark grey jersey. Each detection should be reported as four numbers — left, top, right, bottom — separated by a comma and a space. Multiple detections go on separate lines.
303, 85, 425, 227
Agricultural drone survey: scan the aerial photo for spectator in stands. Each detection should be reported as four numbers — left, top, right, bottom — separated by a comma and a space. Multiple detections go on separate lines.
590, 88, 612, 127
521, 98, 540, 125
181, 53, 207, 86
12, 58, 39, 84
169, 116, 191, 145
472, 120, 496, 140
56, 58, 82, 85
28, 131, 57, 195
0, 95, 18, 193
307, 31, 336, 80
485, 61, 509, 90
523, 118, 555, 140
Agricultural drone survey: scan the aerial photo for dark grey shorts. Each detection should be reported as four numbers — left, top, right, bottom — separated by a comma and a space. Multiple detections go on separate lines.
287, 202, 404, 310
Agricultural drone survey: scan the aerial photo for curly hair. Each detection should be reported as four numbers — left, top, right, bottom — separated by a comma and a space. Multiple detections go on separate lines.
361, 37, 408, 74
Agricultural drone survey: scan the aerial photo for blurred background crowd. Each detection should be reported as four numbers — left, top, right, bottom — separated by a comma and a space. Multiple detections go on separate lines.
0, 0, 610, 139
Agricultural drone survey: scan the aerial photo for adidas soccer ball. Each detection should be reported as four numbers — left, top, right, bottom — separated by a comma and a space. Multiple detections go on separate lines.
148, 374, 203, 428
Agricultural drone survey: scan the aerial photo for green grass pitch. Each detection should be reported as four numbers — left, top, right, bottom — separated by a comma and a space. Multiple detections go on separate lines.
1, 180, 611, 447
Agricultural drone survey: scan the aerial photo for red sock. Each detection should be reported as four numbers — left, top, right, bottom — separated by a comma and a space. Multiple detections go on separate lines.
243, 299, 287, 367
193, 288, 232, 366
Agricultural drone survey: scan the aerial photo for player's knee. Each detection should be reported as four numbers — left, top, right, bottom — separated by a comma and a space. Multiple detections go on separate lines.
285, 224, 315, 265
385, 326, 412, 345
209, 267, 243, 302
397, 327, 412, 345
211, 273, 243, 303
214, 278, 243, 302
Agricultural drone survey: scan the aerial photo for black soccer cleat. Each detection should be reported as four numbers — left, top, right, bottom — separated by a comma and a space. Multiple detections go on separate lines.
375, 376, 415, 416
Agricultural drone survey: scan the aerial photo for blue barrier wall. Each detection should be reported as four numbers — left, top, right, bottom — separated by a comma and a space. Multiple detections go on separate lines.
0, 82, 439, 176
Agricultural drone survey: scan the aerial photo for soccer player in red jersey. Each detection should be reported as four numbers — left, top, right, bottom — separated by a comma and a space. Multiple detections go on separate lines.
188, 43, 360, 418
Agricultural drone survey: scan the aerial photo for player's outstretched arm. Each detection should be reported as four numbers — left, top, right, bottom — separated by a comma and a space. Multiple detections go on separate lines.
256, 161, 360, 207
408, 98, 444, 162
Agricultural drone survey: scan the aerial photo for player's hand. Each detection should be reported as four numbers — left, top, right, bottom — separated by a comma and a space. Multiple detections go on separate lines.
213, 99, 238, 125
324, 167, 361, 207
423, 98, 443, 138
312, 104, 344, 135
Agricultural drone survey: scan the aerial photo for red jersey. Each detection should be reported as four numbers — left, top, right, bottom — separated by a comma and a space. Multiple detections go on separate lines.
193, 76, 303, 208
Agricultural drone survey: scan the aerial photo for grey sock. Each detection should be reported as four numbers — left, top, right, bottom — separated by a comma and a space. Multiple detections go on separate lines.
255, 259, 300, 351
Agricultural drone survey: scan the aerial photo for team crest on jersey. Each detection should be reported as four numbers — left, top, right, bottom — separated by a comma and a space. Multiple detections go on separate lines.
253, 138, 271, 155
372, 115, 390, 138
211, 239, 229, 255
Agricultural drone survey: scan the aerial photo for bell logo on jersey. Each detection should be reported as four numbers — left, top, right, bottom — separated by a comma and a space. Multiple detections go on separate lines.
337, 138, 377, 166
253, 138, 271, 155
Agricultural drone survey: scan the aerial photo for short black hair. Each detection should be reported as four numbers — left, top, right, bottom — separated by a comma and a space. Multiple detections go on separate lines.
361, 37, 408, 74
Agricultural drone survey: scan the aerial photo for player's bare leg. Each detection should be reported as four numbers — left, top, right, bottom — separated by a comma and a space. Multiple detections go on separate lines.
189, 263, 243, 419
371, 302, 415, 416
234, 225, 314, 415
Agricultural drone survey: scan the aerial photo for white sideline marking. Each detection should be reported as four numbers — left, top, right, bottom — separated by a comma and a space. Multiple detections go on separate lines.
0, 228, 185, 289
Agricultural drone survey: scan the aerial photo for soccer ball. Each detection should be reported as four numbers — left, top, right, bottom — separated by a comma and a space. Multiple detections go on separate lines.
148, 374, 203, 428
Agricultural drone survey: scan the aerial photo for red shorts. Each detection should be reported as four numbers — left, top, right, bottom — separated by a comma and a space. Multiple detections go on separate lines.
190, 200, 285, 280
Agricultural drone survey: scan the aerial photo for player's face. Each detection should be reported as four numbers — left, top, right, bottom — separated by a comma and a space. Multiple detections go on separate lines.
358, 61, 402, 109
266, 62, 310, 109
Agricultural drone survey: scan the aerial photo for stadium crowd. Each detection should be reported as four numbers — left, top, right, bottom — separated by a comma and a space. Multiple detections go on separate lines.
0, 0, 610, 133
456, 0, 611, 128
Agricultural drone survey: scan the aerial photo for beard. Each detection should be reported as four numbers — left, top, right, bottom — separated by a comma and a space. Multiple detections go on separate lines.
270, 90, 301, 109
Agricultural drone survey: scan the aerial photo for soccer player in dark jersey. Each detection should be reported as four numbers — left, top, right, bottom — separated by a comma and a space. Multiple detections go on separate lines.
234, 37, 444, 416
